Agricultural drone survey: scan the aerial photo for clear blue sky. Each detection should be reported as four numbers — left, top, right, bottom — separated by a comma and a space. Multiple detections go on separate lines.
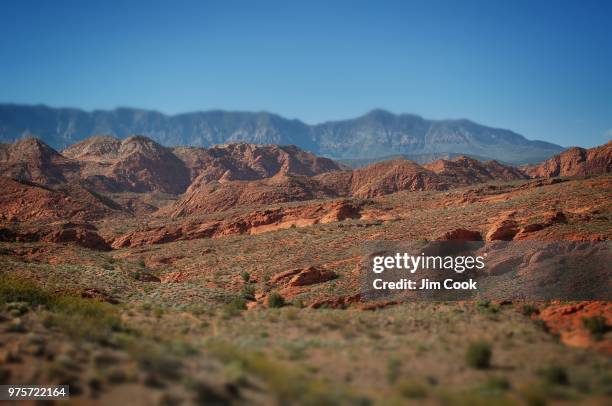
1, 0, 610, 147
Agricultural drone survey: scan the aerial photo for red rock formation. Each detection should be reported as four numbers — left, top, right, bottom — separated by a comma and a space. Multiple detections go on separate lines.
438, 228, 483, 241
166, 173, 340, 217
0, 177, 117, 222
172, 142, 345, 184
61, 135, 122, 162
169, 155, 537, 217
64, 135, 191, 194
539, 302, 612, 353
0, 137, 80, 185
345, 159, 449, 198
0, 220, 110, 251
41, 226, 111, 251
113, 200, 362, 248
486, 218, 519, 241
523, 141, 612, 178
425, 156, 528, 185
271, 266, 337, 287
515, 211, 568, 238
309, 294, 362, 309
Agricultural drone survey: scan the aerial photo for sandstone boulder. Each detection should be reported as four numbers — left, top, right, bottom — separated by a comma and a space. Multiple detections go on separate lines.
287, 267, 337, 287
271, 266, 337, 287
486, 219, 519, 241
438, 228, 482, 241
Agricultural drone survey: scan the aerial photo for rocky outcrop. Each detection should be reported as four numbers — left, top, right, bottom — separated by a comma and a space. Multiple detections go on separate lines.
486, 217, 519, 241
309, 294, 362, 309
1, 135, 345, 197
438, 228, 483, 241
538, 302, 611, 353
0, 137, 80, 185
515, 211, 568, 238
425, 156, 528, 185
113, 200, 363, 248
271, 266, 337, 287
172, 142, 345, 184
55, 135, 342, 195
166, 174, 341, 217
347, 159, 449, 198
0, 221, 110, 251
66, 135, 191, 194
523, 141, 612, 178
0, 177, 118, 222
61, 135, 122, 162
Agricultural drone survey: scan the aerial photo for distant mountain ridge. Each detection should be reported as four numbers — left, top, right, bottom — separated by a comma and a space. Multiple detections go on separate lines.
0, 104, 564, 164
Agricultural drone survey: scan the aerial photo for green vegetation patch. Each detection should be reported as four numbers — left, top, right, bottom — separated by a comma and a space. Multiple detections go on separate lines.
1, 273, 122, 343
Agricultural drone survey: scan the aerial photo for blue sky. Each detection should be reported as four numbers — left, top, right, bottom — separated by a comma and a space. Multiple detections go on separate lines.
0, 0, 610, 147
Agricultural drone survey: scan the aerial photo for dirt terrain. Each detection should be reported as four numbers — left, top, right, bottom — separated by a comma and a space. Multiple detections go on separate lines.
0, 138, 610, 405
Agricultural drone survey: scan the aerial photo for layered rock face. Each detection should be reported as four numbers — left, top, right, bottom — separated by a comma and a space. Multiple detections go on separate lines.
523, 141, 612, 178
166, 174, 341, 218
173, 142, 345, 184
0, 137, 80, 185
425, 156, 528, 184
113, 200, 363, 248
0, 177, 117, 222
171, 155, 529, 216
2, 136, 345, 196
63, 135, 191, 194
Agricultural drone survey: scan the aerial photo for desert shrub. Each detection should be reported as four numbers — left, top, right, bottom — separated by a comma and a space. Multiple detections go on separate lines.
0, 367, 10, 384
206, 340, 355, 404
482, 376, 511, 393
0, 274, 53, 307
466, 341, 492, 369
153, 306, 165, 318
539, 365, 569, 386
223, 298, 247, 316
240, 284, 256, 301
386, 358, 402, 384
520, 384, 549, 406
533, 318, 549, 333
187, 379, 230, 404
1, 274, 121, 343
46, 296, 122, 343
396, 381, 427, 399
477, 300, 500, 314
520, 304, 540, 317
267, 292, 285, 308
284, 307, 299, 320
241, 271, 250, 282
582, 316, 608, 340
129, 342, 182, 380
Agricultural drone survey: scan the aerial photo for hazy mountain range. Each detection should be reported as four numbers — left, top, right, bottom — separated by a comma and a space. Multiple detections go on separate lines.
0, 104, 565, 164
